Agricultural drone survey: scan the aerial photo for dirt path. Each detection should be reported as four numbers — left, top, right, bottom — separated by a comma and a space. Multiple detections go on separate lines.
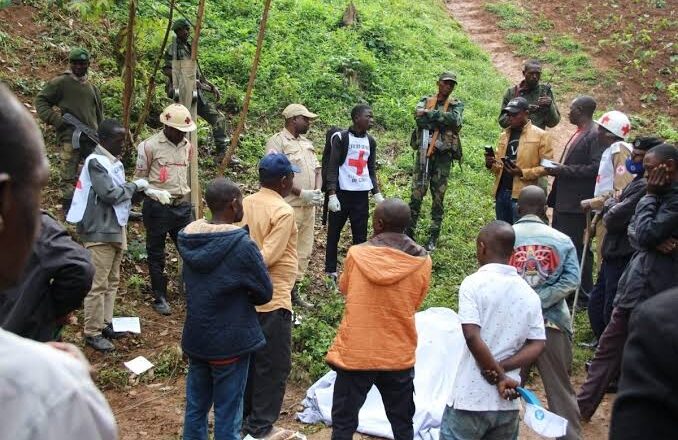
444, 0, 574, 159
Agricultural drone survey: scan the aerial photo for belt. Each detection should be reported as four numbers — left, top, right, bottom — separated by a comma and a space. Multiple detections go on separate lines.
168, 195, 191, 206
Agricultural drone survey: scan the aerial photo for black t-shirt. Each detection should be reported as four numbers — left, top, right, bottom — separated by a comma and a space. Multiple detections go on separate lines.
498, 127, 522, 192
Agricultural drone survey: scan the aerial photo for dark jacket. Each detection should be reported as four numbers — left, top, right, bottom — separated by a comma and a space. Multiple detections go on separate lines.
178, 222, 273, 360
325, 128, 380, 194
76, 147, 139, 243
0, 213, 94, 342
602, 177, 647, 259
547, 123, 603, 213
499, 82, 560, 129
615, 183, 678, 310
610, 287, 678, 440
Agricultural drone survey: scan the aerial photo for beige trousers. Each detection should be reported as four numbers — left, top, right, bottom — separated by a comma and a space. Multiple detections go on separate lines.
293, 205, 315, 282
84, 243, 123, 337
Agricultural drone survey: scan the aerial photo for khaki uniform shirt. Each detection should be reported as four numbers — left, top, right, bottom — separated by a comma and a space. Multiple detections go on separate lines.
134, 131, 193, 197
266, 128, 321, 207
240, 188, 298, 313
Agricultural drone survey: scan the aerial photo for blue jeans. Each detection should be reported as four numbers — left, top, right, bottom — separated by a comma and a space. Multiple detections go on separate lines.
440, 406, 519, 440
184, 355, 250, 440
495, 188, 518, 225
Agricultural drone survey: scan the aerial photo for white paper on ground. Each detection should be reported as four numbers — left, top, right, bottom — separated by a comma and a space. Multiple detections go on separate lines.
540, 158, 561, 169
523, 402, 568, 437
124, 356, 154, 375
112, 317, 141, 333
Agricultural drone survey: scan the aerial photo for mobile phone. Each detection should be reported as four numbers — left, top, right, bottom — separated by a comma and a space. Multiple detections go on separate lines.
484, 146, 494, 156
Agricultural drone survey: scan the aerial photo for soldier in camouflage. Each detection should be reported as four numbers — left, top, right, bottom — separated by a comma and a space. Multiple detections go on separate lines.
407, 72, 464, 252
163, 19, 234, 161
35, 47, 103, 211
499, 59, 560, 130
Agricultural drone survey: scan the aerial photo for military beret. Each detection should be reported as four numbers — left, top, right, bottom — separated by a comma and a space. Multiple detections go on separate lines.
69, 47, 90, 62
632, 136, 664, 151
173, 18, 191, 31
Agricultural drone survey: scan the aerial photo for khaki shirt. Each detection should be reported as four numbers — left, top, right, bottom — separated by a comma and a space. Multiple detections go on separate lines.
134, 131, 193, 197
240, 188, 298, 313
266, 128, 320, 207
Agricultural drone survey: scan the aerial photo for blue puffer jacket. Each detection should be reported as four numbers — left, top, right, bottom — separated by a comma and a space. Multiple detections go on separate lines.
178, 222, 273, 360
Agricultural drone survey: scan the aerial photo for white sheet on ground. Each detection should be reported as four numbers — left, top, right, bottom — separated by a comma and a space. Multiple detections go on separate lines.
296, 307, 465, 440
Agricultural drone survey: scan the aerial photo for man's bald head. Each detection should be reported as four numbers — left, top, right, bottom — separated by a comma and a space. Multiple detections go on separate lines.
517, 185, 546, 218
373, 198, 411, 235
0, 84, 47, 184
476, 220, 515, 265
0, 84, 49, 289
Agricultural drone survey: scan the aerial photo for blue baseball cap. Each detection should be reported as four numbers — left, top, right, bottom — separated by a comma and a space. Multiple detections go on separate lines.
258, 153, 300, 179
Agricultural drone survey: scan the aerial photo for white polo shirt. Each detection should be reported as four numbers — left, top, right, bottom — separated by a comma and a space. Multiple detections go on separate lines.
450, 263, 545, 411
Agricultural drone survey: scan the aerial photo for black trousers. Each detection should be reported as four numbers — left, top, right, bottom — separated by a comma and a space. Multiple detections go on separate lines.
587, 257, 629, 338
552, 211, 592, 304
331, 368, 415, 440
243, 309, 292, 438
325, 190, 370, 273
142, 198, 192, 299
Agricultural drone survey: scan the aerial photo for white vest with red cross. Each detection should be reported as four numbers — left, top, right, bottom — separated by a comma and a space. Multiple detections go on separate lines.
338, 132, 373, 192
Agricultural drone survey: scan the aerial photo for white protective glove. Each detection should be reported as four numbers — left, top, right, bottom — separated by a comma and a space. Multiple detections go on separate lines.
300, 189, 324, 207
373, 192, 385, 204
328, 194, 341, 212
145, 188, 172, 205
133, 179, 149, 191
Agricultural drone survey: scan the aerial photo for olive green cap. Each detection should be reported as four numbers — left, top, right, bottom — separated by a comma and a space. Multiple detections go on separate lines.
69, 48, 90, 62
438, 71, 457, 83
173, 18, 191, 31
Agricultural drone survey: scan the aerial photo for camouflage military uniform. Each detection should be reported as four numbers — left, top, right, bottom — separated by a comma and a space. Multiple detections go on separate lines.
407, 95, 464, 245
164, 38, 228, 153
499, 82, 560, 130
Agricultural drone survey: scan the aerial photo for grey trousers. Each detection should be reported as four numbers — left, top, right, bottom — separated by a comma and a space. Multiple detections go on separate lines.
531, 328, 582, 440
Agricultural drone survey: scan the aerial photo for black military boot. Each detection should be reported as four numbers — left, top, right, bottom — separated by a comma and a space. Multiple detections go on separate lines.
291, 283, 313, 309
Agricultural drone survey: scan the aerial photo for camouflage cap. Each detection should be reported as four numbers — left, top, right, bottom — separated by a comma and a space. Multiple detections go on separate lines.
172, 18, 191, 31
438, 72, 457, 83
69, 48, 90, 62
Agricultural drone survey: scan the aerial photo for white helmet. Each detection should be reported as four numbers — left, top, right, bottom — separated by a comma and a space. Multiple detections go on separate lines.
159, 103, 197, 132
596, 110, 631, 140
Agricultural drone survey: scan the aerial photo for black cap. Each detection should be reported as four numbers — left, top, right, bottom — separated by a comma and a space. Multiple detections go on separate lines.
632, 136, 664, 151
503, 97, 530, 114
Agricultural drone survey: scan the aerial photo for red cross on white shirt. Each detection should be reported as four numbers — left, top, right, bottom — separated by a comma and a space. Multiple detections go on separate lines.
348, 150, 368, 176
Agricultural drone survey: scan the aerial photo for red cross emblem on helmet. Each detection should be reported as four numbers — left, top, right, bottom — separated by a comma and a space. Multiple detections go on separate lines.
165, 113, 172, 120
185, 117, 191, 124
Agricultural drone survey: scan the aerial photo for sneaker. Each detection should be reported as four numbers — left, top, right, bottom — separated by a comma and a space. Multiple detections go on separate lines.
85, 335, 114, 352
128, 210, 143, 222
153, 297, 172, 315
425, 240, 437, 253
579, 337, 599, 349
244, 427, 301, 440
102, 323, 127, 339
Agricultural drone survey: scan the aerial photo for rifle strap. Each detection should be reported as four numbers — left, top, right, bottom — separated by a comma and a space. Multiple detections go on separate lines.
425, 96, 451, 157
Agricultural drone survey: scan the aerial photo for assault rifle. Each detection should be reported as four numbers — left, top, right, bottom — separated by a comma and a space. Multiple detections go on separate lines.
63, 113, 99, 150
418, 128, 430, 187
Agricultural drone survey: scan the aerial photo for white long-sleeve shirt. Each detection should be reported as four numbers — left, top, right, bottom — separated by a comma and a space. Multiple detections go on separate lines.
0, 329, 118, 439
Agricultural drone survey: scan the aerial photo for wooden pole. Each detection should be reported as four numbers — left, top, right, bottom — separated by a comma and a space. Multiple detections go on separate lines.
187, 0, 206, 218
121, 0, 137, 152
131, 0, 175, 146
218, 0, 273, 175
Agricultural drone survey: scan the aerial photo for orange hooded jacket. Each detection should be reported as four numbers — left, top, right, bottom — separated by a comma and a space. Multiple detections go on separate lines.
326, 242, 432, 371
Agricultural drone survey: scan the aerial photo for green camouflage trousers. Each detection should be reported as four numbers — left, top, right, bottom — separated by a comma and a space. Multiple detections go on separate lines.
59, 141, 94, 205
407, 149, 453, 242
197, 98, 228, 153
